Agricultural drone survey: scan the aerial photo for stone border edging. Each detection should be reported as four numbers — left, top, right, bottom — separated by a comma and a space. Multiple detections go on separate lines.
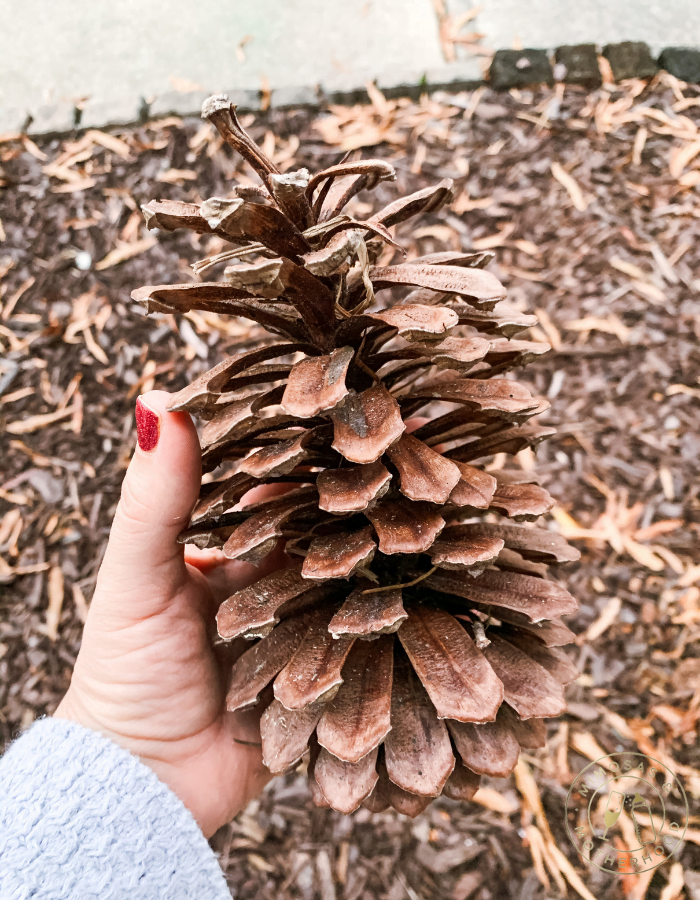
490, 42, 700, 89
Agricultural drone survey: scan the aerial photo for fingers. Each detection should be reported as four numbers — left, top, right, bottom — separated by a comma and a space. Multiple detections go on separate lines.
187, 539, 292, 603
95, 391, 202, 611
185, 480, 298, 601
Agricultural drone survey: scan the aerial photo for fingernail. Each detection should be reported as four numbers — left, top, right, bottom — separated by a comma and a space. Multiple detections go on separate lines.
135, 397, 160, 452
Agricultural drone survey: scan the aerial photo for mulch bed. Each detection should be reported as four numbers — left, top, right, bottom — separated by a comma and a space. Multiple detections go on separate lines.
1, 72, 700, 900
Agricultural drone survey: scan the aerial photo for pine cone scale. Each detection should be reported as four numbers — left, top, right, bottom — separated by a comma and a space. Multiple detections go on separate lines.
317, 460, 392, 514
216, 564, 321, 639
281, 346, 354, 418
328, 587, 407, 639
447, 716, 521, 778
273, 607, 355, 709
427, 568, 578, 623
397, 606, 503, 723
385, 433, 461, 503
225, 614, 308, 712
301, 527, 376, 580
261, 699, 323, 775
428, 531, 504, 570
384, 658, 454, 797
316, 636, 394, 763
366, 499, 445, 555
329, 384, 405, 464
315, 746, 380, 814
370, 264, 507, 309
443, 759, 481, 801
482, 633, 568, 719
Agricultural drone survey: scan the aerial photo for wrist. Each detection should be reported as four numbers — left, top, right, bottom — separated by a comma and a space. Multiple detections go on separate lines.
54, 688, 168, 786
54, 688, 222, 836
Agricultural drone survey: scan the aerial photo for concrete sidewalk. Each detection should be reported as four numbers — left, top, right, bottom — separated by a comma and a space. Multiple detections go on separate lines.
0, 0, 450, 134
2, 0, 700, 136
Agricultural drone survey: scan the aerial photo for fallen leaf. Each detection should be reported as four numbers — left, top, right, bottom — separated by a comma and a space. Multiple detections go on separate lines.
679, 170, 700, 187
365, 81, 391, 118
533, 308, 561, 350
86, 129, 133, 160
500, 265, 545, 282
551, 162, 588, 211
546, 843, 598, 900
659, 861, 685, 900
632, 279, 666, 304
565, 315, 629, 343
669, 138, 700, 178
2, 276, 35, 320
667, 383, 700, 400
514, 760, 551, 839
0, 488, 31, 505
82, 326, 109, 364
452, 194, 494, 213
550, 506, 603, 540
580, 596, 621, 643
471, 787, 518, 814
625, 181, 650, 196
168, 76, 206, 94
633, 519, 683, 541
513, 239, 540, 256
632, 125, 647, 165
678, 564, 700, 588
472, 223, 515, 249
52, 178, 96, 193
156, 168, 198, 185
650, 544, 684, 575
621, 536, 665, 572
524, 825, 551, 892
610, 256, 648, 280
6, 404, 78, 435
46, 565, 64, 640
95, 236, 157, 270
570, 731, 610, 763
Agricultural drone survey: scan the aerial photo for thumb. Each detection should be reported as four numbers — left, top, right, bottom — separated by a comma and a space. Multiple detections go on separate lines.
96, 391, 202, 610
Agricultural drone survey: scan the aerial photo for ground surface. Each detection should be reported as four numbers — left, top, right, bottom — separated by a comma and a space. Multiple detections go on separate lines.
1, 75, 700, 900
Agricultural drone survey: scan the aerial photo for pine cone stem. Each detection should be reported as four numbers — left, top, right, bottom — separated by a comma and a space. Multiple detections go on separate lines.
202, 93, 279, 193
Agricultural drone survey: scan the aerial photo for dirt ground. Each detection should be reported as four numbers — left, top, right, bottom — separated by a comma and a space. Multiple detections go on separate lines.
1, 73, 700, 900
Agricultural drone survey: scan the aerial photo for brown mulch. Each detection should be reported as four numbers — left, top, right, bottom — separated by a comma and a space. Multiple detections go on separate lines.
1, 73, 700, 900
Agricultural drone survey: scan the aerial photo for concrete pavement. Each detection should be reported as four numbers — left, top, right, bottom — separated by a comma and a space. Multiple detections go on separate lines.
1, 0, 699, 136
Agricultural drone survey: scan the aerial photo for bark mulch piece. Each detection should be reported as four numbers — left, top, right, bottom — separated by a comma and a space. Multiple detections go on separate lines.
1, 71, 700, 899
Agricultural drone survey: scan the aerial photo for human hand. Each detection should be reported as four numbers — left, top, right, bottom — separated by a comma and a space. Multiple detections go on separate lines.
55, 391, 274, 837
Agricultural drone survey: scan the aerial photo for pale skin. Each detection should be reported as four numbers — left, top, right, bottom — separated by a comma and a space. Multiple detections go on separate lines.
55, 391, 277, 838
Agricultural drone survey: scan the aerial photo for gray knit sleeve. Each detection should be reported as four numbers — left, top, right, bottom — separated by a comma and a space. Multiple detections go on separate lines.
0, 717, 231, 899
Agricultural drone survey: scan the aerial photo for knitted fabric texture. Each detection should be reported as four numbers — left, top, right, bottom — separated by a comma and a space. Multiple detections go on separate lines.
0, 717, 231, 900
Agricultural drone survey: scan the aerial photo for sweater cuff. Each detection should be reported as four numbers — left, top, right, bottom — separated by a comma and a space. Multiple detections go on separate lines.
0, 717, 231, 899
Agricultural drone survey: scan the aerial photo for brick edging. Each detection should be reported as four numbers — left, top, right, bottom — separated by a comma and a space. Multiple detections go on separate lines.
489, 42, 700, 90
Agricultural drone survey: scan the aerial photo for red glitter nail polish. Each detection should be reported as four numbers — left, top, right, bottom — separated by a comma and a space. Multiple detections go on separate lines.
135, 397, 160, 452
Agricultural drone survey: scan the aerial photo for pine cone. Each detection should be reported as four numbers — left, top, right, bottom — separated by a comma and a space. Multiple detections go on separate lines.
132, 93, 580, 816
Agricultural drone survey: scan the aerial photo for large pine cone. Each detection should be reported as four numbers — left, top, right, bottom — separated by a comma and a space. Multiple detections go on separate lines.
132, 94, 580, 816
